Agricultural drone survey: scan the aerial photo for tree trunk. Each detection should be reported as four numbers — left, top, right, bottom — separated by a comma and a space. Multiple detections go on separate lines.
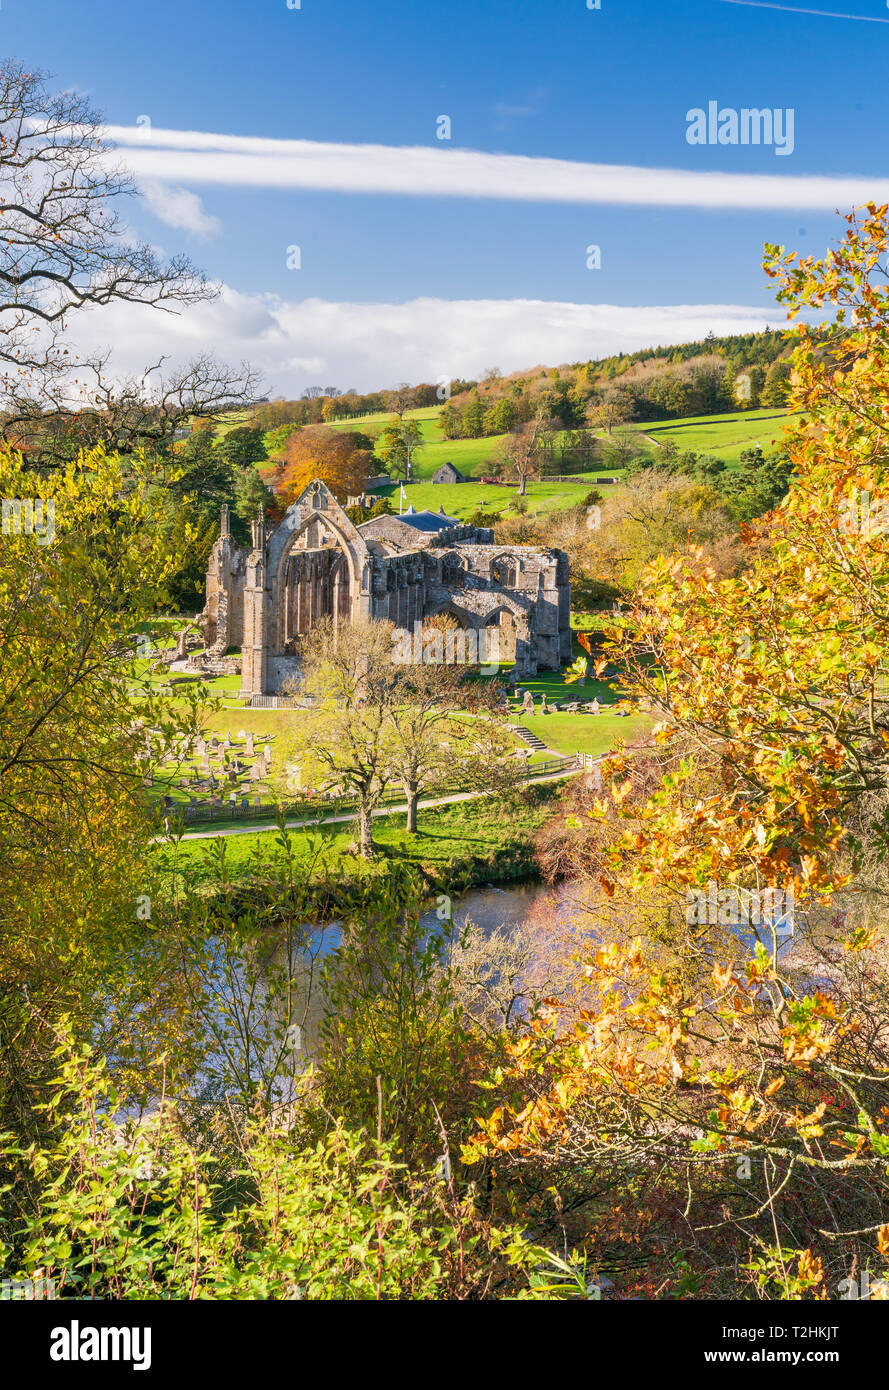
517, 474, 527, 495
405, 787, 418, 833
359, 805, 376, 858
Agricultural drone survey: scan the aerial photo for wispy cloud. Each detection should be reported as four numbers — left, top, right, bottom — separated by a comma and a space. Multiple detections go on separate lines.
104, 124, 889, 210
491, 87, 548, 131
718, 0, 889, 22
138, 179, 221, 239
70, 288, 776, 394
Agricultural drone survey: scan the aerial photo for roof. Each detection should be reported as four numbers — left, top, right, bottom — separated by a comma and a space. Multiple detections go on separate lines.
396, 507, 460, 532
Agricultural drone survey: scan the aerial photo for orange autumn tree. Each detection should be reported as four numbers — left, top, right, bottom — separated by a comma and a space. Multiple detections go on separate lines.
464, 207, 889, 1295
272, 424, 373, 506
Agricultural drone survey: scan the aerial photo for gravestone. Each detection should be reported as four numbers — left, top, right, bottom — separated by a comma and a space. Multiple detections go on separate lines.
521, 689, 535, 715
245, 732, 255, 757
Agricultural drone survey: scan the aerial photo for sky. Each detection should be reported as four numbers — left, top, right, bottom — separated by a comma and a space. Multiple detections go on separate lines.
4, 0, 889, 393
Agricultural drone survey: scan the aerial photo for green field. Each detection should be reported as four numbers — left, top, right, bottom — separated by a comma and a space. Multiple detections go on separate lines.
370, 477, 599, 521
625, 407, 796, 467
327, 403, 793, 486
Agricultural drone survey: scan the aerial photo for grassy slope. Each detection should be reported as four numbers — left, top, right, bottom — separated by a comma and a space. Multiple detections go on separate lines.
625, 407, 796, 467
328, 403, 793, 491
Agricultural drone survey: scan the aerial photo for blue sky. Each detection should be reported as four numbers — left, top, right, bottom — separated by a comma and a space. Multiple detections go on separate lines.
6, 0, 889, 390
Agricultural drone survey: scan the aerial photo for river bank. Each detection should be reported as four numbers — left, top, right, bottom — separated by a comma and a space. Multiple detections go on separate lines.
155, 782, 566, 920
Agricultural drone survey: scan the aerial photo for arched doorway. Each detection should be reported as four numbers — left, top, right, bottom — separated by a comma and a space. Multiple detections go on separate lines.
483, 606, 517, 662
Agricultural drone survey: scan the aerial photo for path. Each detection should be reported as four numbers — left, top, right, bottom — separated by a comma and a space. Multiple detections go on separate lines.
166, 765, 581, 841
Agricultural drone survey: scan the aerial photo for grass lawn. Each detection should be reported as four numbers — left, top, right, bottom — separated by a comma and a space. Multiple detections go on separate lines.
520, 709, 651, 756
159, 786, 562, 893
497, 656, 652, 755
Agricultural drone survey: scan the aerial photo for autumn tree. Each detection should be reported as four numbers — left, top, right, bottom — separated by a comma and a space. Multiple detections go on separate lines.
585, 395, 629, 437
0, 444, 204, 1141
272, 425, 373, 506
463, 207, 889, 1294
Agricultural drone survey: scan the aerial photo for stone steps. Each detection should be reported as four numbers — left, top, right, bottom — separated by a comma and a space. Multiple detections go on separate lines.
512, 724, 549, 751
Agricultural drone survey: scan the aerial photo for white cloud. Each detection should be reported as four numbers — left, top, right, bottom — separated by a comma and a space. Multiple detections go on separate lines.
138, 179, 221, 239
102, 124, 889, 210
68, 287, 775, 394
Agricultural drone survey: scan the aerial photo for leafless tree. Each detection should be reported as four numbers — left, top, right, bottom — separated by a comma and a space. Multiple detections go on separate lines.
0, 61, 260, 463
497, 418, 544, 495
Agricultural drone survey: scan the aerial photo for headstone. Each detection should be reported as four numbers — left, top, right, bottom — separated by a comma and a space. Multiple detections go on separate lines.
248, 753, 269, 781
245, 732, 255, 757
540, 694, 549, 714
521, 689, 535, 715
264, 743, 272, 763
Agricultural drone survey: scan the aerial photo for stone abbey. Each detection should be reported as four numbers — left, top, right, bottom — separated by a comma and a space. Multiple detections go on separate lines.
200, 479, 571, 696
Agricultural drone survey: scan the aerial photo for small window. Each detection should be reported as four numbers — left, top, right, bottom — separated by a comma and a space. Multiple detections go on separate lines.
492, 555, 518, 587
441, 553, 464, 585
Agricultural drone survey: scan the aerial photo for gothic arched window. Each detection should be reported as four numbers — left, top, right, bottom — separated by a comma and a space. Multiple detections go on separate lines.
441, 552, 464, 586
492, 554, 518, 587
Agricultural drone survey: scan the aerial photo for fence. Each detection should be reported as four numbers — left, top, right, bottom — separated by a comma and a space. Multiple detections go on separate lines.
244, 694, 305, 709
